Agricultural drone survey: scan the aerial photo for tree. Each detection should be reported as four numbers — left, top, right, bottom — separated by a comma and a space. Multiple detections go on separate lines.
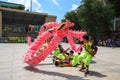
62, 0, 114, 39
107, 0, 120, 17
82, 0, 114, 39
61, 11, 81, 30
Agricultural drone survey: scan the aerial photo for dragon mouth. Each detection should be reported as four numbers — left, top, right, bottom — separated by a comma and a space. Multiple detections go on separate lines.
33, 36, 53, 58
57, 22, 74, 31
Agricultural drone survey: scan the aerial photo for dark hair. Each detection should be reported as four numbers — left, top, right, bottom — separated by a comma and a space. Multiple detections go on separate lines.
55, 61, 59, 66
58, 44, 64, 52
58, 44, 61, 48
78, 53, 81, 55
83, 35, 89, 40
70, 50, 74, 53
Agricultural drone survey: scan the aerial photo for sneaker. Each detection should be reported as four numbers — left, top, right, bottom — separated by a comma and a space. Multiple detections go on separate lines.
79, 67, 86, 72
84, 69, 89, 77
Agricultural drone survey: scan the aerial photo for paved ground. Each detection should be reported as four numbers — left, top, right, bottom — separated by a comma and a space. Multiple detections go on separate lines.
0, 43, 120, 80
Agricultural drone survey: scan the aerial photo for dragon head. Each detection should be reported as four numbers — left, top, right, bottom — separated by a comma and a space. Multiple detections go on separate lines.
57, 20, 74, 30
56, 20, 75, 38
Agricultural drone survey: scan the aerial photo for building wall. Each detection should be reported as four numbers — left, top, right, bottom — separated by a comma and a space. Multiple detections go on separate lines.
0, 9, 57, 37
0, 11, 2, 37
0, 6, 56, 38
45, 15, 57, 22
0, 1, 57, 43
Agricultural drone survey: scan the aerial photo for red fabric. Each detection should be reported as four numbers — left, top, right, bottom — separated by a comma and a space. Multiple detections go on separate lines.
27, 36, 32, 46
23, 20, 87, 66
67, 61, 73, 67
67, 34, 83, 52
93, 50, 97, 56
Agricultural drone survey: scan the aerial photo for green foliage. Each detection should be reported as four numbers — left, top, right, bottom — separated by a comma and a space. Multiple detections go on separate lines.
61, 11, 81, 30
62, 0, 114, 39
13, 4, 25, 10
18, 4, 25, 10
82, 0, 114, 38
107, 0, 120, 17
7, 37, 26, 43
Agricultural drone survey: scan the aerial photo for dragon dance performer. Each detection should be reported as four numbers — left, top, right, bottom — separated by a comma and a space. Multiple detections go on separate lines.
54, 35, 98, 74
52, 44, 70, 62
54, 52, 81, 67
78, 35, 98, 76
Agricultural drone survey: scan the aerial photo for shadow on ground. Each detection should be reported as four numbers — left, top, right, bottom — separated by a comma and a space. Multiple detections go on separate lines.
24, 66, 89, 80
36, 63, 54, 66
89, 70, 107, 78
91, 60, 97, 64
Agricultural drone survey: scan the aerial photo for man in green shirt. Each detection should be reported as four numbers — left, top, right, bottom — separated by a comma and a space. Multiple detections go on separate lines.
78, 35, 98, 76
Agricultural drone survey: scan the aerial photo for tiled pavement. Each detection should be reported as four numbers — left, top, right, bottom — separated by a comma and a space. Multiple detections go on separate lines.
0, 43, 120, 80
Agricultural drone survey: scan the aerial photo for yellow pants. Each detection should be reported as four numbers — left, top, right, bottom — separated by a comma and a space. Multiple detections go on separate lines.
78, 52, 93, 66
